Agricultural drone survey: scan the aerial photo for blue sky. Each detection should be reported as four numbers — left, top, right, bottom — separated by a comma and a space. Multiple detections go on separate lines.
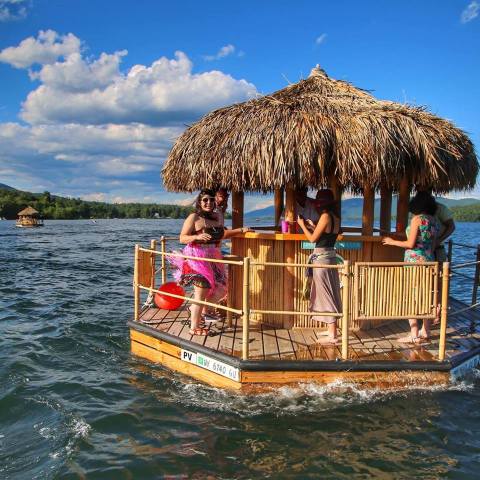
0, 0, 479, 211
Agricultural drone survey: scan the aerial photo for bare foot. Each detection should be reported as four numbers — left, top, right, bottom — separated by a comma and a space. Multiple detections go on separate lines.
418, 329, 430, 340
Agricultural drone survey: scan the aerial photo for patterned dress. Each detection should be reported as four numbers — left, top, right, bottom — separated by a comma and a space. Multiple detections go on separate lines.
404, 214, 439, 263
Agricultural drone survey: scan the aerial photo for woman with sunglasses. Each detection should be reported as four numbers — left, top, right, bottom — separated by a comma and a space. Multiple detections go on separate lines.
170, 189, 248, 335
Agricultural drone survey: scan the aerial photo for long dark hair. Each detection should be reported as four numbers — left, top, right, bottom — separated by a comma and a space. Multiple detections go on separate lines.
195, 189, 217, 219
409, 191, 437, 216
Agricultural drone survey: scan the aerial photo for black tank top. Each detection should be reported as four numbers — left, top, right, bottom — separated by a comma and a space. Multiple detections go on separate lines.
315, 213, 339, 248
193, 220, 225, 244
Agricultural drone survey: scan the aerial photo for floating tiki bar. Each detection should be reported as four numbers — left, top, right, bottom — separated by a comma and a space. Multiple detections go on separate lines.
129, 66, 480, 389
162, 66, 478, 331
16, 206, 44, 228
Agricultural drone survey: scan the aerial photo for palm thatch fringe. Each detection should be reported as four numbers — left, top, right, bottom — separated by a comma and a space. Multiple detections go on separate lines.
163, 66, 478, 194
17, 206, 39, 216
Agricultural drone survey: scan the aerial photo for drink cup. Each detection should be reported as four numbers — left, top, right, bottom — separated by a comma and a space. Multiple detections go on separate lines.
281, 220, 289, 233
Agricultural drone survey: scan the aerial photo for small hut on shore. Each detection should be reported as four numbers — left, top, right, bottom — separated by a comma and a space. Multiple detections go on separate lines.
16, 206, 43, 228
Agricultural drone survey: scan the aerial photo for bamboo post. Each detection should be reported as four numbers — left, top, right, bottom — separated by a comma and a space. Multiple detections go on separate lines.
242, 256, 250, 360
226, 264, 233, 328
379, 185, 392, 233
134, 244, 140, 321
329, 174, 342, 222
362, 185, 375, 262
150, 239, 157, 295
472, 245, 480, 306
341, 260, 350, 360
283, 183, 296, 327
396, 176, 410, 233
438, 262, 450, 361
274, 188, 284, 227
160, 236, 166, 284
232, 191, 244, 229
362, 185, 375, 236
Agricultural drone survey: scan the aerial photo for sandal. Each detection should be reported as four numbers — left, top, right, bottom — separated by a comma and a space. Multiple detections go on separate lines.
189, 327, 209, 336
397, 335, 425, 344
317, 336, 339, 345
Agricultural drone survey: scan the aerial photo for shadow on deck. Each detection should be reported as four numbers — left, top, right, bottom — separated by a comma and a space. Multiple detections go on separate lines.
132, 297, 480, 364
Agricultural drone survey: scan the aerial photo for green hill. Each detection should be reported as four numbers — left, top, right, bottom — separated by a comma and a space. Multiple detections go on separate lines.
246, 196, 480, 222
450, 204, 480, 222
0, 187, 193, 220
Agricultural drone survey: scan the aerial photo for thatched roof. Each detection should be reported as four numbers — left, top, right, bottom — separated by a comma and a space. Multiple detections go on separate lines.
17, 206, 39, 216
163, 66, 478, 194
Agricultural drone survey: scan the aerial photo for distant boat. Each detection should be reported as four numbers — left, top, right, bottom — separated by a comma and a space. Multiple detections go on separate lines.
16, 206, 44, 228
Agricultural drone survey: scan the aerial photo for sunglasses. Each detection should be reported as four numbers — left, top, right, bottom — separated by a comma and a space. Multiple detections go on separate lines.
201, 197, 215, 203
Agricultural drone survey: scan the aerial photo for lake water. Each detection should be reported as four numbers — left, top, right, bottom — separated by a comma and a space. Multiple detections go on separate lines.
1, 219, 480, 479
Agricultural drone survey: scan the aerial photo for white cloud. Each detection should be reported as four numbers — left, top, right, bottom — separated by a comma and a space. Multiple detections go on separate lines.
18, 47, 256, 125
0, 30, 81, 68
0, 0, 29, 22
203, 44, 236, 61
30, 50, 127, 92
315, 33, 327, 45
461, 1, 479, 23
0, 31, 259, 202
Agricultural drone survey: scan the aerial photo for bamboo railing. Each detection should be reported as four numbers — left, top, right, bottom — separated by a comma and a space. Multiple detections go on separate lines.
133, 240, 453, 362
447, 239, 480, 314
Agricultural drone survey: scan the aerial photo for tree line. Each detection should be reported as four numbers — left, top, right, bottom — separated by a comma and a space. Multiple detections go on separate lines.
450, 204, 480, 222
0, 188, 195, 220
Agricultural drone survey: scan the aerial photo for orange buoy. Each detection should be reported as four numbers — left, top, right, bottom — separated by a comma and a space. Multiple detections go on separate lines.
154, 282, 185, 310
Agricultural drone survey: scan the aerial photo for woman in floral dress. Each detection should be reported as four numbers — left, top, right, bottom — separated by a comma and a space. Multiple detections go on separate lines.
383, 191, 439, 343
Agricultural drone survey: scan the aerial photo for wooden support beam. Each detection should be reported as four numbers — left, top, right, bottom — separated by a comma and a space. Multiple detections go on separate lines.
396, 176, 410, 233
284, 184, 296, 223
329, 174, 342, 221
362, 185, 375, 236
274, 188, 284, 227
379, 186, 392, 234
232, 191, 244, 229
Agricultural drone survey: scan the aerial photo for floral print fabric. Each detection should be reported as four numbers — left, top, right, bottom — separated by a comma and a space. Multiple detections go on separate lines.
404, 214, 439, 263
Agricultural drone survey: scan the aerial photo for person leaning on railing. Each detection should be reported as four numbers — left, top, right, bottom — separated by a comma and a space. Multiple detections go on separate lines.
433, 198, 455, 263
170, 189, 250, 336
297, 189, 342, 345
382, 192, 439, 344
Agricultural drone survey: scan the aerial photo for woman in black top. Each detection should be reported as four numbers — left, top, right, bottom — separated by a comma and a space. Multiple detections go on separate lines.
297, 189, 342, 344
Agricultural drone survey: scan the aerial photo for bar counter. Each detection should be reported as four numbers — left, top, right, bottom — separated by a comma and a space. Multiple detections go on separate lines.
228, 229, 404, 330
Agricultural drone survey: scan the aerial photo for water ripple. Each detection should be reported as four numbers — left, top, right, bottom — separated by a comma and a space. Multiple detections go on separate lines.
1, 219, 479, 479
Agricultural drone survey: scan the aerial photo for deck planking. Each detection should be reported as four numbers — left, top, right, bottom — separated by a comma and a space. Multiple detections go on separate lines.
136, 296, 480, 363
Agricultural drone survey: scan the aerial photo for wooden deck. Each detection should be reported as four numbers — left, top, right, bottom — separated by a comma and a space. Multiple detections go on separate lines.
134, 297, 480, 363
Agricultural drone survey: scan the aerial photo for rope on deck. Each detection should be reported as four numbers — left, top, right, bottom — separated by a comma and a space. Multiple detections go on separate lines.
448, 302, 479, 317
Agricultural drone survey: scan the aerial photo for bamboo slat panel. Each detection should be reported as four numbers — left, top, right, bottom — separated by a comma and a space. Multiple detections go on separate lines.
355, 264, 438, 324
231, 237, 285, 327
